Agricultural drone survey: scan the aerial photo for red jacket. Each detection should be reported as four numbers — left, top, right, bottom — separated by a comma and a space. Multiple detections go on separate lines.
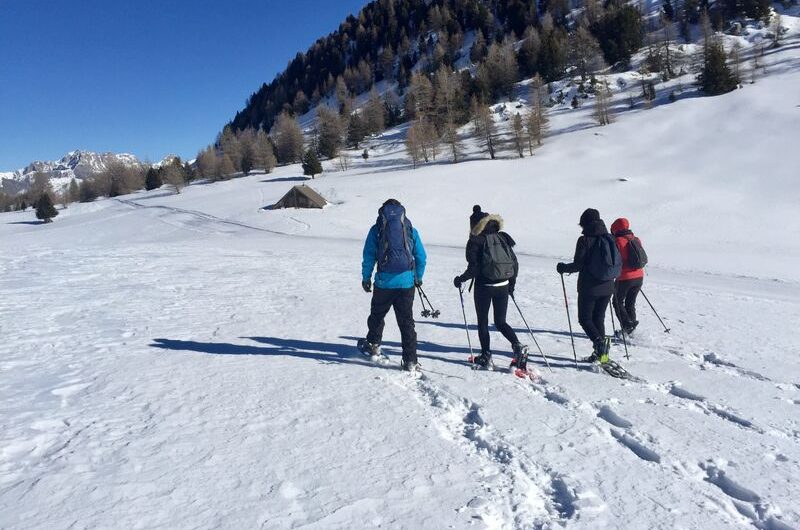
611, 218, 645, 282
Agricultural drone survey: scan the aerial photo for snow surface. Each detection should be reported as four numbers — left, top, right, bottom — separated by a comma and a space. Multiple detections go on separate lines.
2, 16, 800, 530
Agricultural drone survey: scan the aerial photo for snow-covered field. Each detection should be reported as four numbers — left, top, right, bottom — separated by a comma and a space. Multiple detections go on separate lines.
2, 24, 800, 530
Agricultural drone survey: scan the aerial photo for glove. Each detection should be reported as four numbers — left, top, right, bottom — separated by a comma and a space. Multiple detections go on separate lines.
556, 262, 567, 274
414, 279, 422, 288
362, 279, 372, 292
508, 281, 515, 298
453, 276, 463, 288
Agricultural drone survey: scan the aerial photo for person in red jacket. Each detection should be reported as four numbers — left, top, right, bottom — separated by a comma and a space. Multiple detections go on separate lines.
611, 218, 645, 335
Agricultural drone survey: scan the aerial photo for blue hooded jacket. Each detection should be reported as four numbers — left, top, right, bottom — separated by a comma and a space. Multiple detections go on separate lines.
362, 224, 427, 289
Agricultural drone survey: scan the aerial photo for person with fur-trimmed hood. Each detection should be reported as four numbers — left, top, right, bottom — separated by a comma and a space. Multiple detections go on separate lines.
454, 205, 529, 371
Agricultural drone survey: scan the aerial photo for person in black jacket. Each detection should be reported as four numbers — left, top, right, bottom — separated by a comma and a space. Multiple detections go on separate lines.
556, 208, 615, 363
454, 205, 528, 370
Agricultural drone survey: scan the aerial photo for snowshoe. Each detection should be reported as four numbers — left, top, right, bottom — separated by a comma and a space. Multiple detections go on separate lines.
601, 360, 633, 380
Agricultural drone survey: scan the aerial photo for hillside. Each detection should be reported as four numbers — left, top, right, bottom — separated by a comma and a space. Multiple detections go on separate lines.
1, 22, 799, 528
226, 0, 784, 138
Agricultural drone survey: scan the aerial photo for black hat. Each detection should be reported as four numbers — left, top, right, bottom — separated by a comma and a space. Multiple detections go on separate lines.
470, 205, 488, 228
579, 208, 600, 227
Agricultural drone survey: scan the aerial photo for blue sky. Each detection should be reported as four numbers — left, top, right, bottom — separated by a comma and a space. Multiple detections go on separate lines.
0, 0, 368, 169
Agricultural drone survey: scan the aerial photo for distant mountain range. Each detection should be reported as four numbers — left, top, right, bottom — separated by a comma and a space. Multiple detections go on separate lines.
0, 151, 173, 195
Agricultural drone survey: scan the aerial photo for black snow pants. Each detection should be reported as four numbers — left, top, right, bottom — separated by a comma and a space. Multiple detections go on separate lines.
474, 283, 519, 355
577, 291, 611, 345
366, 286, 417, 364
613, 278, 643, 331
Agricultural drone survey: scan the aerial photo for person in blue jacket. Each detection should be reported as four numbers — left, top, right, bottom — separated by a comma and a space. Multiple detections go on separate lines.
360, 199, 427, 372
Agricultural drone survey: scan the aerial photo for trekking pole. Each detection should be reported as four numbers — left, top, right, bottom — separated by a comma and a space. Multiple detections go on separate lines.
458, 285, 474, 358
511, 295, 552, 372
559, 273, 579, 369
417, 285, 440, 318
416, 285, 432, 318
609, 301, 630, 360
641, 289, 671, 333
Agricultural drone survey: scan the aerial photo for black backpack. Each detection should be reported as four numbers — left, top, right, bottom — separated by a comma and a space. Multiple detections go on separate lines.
480, 233, 516, 282
626, 236, 648, 269
586, 233, 622, 281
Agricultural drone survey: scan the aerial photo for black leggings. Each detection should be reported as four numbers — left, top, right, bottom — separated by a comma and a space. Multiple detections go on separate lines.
577, 292, 611, 344
474, 283, 519, 354
613, 278, 643, 330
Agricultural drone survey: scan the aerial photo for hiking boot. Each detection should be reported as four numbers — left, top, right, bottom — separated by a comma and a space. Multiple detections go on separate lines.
401, 360, 421, 372
582, 340, 604, 363
599, 337, 611, 365
511, 343, 529, 370
357, 338, 381, 357
471, 352, 494, 370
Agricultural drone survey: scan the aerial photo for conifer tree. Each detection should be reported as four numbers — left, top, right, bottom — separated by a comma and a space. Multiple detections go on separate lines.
472, 98, 497, 160
271, 112, 305, 164
317, 106, 344, 159
197, 146, 220, 181
218, 154, 236, 180
518, 27, 542, 77
526, 75, 549, 153
470, 31, 488, 63
435, 67, 464, 163
699, 37, 737, 95
79, 180, 98, 202
252, 130, 277, 173
511, 113, 525, 158
347, 112, 367, 148
302, 149, 323, 178
163, 160, 188, 192
364, 89, 387, 135
480, 40, 519, 100
35, 193, 58, 223
591, 5, 644, 67
237, 128, 257, 175
219, 126, 243, 172
593, 81, 614, 125
569, 24, 604, 79
404, 72, 435, 121
405, 123, 424, 169
68, 178, 80, 203
145, 167, 163, 190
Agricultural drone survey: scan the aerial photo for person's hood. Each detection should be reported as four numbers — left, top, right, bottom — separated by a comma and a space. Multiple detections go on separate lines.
611, 218, 630, 235
579, 208, 600, 228
582, 219, 608, 237
471, 214, 503, 236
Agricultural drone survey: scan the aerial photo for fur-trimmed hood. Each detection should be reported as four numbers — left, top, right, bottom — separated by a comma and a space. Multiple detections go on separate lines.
471, 214, 504, 236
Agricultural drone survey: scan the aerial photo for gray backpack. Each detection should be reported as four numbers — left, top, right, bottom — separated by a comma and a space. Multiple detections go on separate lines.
480, 233, 515, 282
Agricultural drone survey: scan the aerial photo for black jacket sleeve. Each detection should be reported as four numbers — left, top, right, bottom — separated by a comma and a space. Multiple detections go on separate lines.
562, 236, 587, 274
